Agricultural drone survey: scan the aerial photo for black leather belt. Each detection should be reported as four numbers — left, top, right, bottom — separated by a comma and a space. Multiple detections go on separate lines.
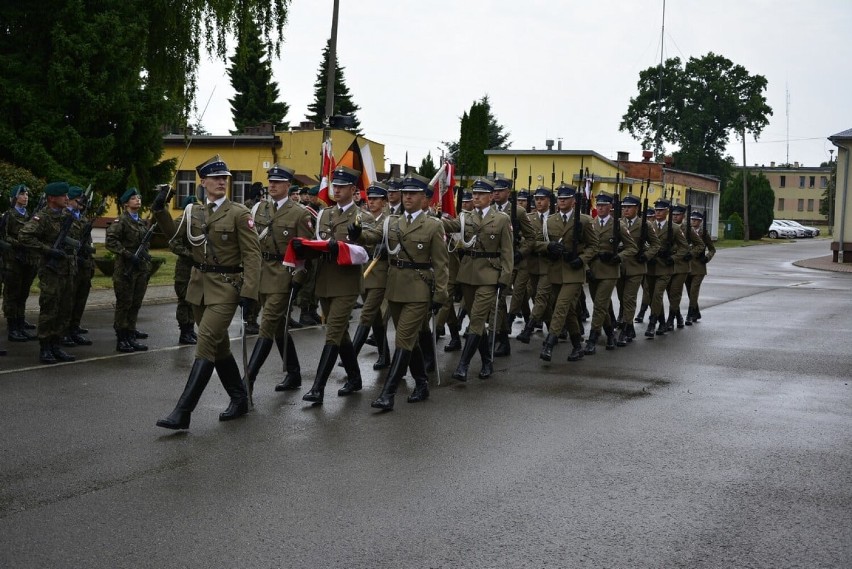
193, 263, 243, 273
261, 252, 284, 262
460, 250, 499, 259
390, 259, 431, 270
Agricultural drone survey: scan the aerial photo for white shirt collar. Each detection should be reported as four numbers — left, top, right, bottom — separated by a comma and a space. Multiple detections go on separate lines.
206, 196, 227, 210
275, 196, 288, 209
479, 205, 491, 217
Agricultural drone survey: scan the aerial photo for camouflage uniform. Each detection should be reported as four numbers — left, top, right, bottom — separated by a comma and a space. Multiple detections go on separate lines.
105, 211, 152, 350
66, 209, 95, 344
3, 205, 39, 342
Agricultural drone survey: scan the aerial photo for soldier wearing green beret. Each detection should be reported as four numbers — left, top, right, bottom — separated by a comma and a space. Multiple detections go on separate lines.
105, 188, 152, 352
60, 186, 95, 346
3, 184, 39, 343
169, 195, 198, 344
18, 181, 78, 364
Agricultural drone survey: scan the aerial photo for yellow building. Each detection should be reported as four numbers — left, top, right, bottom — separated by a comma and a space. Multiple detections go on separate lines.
751, 162, 831, 225
829, 128, 852, 262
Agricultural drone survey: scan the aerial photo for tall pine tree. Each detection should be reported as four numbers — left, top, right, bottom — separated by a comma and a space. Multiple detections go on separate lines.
305, 39, 361, 133
227, 18, 289, 133
445, 96, 511, 176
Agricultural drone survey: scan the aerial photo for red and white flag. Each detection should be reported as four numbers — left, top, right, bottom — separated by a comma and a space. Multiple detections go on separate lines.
429, 162, 457, 217
317, 139, 336, 206
283, 239, 369, 269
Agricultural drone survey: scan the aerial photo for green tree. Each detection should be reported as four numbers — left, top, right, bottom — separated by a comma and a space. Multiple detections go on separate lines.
0, 1, 289, 199
419, 152, 438, 179
305, 39, 361, 133
620, 52, 772, 179
444, 95, 511, 172
721, 171, 775, 239
227, 18, 289, 133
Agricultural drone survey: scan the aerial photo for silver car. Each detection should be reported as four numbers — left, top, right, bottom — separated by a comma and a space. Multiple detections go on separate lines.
768, 220, 797, 239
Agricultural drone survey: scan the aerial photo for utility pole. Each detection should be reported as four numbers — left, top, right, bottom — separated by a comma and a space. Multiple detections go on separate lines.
829, 149, 835, 236
324, 0, 340, 125
741, 118, 749, 242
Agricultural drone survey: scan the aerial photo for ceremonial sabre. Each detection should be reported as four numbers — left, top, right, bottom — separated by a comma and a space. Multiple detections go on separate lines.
431, 311, 441, 386
280, 287, 296, 372
241, 305, 252, 408
490, 290, 500, 359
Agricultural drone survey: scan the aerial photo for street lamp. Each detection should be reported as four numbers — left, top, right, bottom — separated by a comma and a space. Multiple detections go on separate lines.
740, 116, 749, 242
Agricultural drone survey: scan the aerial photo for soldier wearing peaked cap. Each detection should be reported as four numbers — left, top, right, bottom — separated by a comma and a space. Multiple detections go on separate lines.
169, 194, 199, 345
240, 164, 315, 396
635, 206, 658, 323
153, 155, 262, 430
441, 177, 513, 381
435, 188, 471, 353
644, 199, 688, 337
507, 189, 534, 330
685, 210, 715, 324
3, 184, 39, 344
488, 174, 517, 357
386, 177, 404, 216
516, 186, 556, 344
18, 182, 78, 364
665, 204, 695, 330
299, 165, 376, 406
359, 172, 449, 410
616, 194, 660, 345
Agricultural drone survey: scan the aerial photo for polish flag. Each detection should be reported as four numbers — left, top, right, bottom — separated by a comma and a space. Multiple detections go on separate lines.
317, 139, 336, 206
429, 162, 457, 217
283, 239, 369, 268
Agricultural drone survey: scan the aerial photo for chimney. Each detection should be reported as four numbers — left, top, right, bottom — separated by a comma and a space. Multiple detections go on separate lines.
390, 164, 401, 178
617, 151, 629, 162
299, 121, 315, 130
770, 161, 776, 167
557, 139, 562, 150
642, 150, 653, 162
794, 161, 799, 168
545, 139, 554, 151
663, 155, 674, 167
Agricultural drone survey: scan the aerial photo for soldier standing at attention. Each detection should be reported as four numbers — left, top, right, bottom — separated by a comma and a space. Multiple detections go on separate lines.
170, 195, 198, 345
299, 166, 375, 405
241, 165, 313, 394
535, 184, 598, 362
63, 186, 95, 346
441, 178, 513, 381
106, 188, 152, 353
18, 182, 78, 364
3, 184, 39, 343
360, 173, 449, 410
154, 156, 261, 430
685, 210, 715, 324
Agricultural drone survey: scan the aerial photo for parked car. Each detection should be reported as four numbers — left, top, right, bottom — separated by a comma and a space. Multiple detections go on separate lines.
768, 220, 797, 239
779, 219, 820, 237
774, 220, 808, 238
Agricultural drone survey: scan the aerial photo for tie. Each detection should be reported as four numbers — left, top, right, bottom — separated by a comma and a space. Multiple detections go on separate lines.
272, 202, 278, 212
658, 222, 663, 230
407, 213, 413, 225
339, 207, 345, 216
476, 209, 483, 219
540, 214, 545, 223
207, 202, 216, 214
562, 214, 568, 223
600, 219, 605, 227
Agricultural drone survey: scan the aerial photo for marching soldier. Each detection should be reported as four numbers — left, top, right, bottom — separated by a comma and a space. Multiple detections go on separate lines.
441, 177, 513, 381
583, 193, 638, 354
685, 210, 715, 324
3, 184, 39, 343
63, 186, 95, 346
241, 165, 313, 394
535, 184, 598, 362
615, 195, 660, 345
489, 175, 514, 357
361, 173, 449, 410
634, 206, 657, 324
386, 178, 403, 216
435, 190, 472, 352
170, 195, 199, 344
507, 189, 532, 325
516, 186, 554, 343
645, 199, 688, 337
18, 181, 78, 364
298, 166, 375, 405
154, 156, 261, 430
296, 187, 322, 326
665, 205, 694, 330
242, 182, 265, 335
106, 188, 152, 352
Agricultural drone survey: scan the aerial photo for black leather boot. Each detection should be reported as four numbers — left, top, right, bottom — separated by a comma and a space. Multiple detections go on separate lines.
23, 319, 36, 330
244, 337, 273, 392
539, 333, 558, 362
583, 330, 599, 355
116, 329, 135, 353
69, 327, 92, 345
60, 335, 76, 347
132, 329, 148, 339
516, 319, 537, 344
39, 340, 57, 364
217, 355, 249, 421
179, 323, 197, 345
444, 324, 462, 352
18, 318, 37, 341
126, 329, 148, 351
567, 334, 585, 361
7, 319, 28, 342
156, 358, 215, 429
675, 310, 685, 329
615, 325, 629, 347
419, 329, 436, 373
665, 312, 675, 332
51, 342, 75, 362
493, 331, 511, 357
407, 347, 429, 403
337, 339, 362, 396
695, 305, 702, 321
350, 324, 371, 355
274, 334, 302, 391
303, 344, 339, 404
373, 323, 390, 370
478, 332, 494, 379
645, 316, 657, 338
635, 303, 648, 323
657, 314, 669, 335
244, 320, 260, 335
604, 326, 616, 350
685, 307, 695, 326
452, 333, 481, 381
371, 349, 411, 411
626, 323, 636, 342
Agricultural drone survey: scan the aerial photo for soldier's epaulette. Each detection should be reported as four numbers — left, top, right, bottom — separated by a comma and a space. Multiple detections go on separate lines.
495, 209, 510, 218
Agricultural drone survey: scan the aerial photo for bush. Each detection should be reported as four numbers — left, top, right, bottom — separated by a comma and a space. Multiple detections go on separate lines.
726, 212, 744, 240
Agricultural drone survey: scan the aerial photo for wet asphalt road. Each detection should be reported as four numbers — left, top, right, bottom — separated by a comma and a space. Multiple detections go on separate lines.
1, 239, 850, 568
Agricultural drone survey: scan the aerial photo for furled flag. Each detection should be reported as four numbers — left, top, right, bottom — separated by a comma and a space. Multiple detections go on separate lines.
317, 138, 336, 206
283, 239, 369, 269
336, 137, 376, 202
428, 161, 457, 217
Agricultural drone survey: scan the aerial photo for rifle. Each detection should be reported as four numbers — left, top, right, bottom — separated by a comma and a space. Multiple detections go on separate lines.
71, 186, 97, 260
45, 210, 77, 272
125, 186, 174, 279
510, 157, 519, 239
573, 188, 583, 259
612, 177, 621, 256
639, 197, 649, 258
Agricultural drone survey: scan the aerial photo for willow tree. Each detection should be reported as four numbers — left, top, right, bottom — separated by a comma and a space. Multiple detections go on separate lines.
0, 0, 289, 196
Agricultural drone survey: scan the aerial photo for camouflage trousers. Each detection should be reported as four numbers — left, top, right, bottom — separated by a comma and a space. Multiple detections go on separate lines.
36, 268, 73, 342
68, 263, 94, 330
2, 258, 38, 320
113, 269, 149, 330
174, 278, 193, 327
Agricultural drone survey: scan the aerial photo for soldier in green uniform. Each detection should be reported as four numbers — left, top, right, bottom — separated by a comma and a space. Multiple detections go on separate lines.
441, 178, 513, 381
634, 207, 657, 323
507, 189, 532, 326
18, 181, 78, 364
435, 190, 471, 352
685, 210, 715, 324
63, 186, 95, 346
170, 195, 198, 344
360, 173, 449, 410
583, 193, 638, 354
298, 166, 375, 405
535, 184, 598, 362
645, 199, 688, 337
106, 188, 152, 352
488, 175, 515, 357
516, 186, 555, 343
296, 185, 322, 326
665, 205, 698, 330
241, 165, 313, 394
154, 156, 261, 429
241, 183, 265, 335
3, 184, 39, 343
386, 178, 403, 217
615, 195, 660, 345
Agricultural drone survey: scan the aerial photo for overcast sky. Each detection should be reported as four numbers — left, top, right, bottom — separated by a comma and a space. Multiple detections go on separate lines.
196, 0, 851, 174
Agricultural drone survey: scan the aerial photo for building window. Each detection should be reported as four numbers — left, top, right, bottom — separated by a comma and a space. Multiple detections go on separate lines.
821, 176, 828, 189
809, 176, 815, 188
231, 171, 253, 203
778, 198, 785, 210
176, 170, 197, 206
799, 176, 805, 188
780, 175, 786, 187
807, 199, 814, 212
797, 199, 804, 212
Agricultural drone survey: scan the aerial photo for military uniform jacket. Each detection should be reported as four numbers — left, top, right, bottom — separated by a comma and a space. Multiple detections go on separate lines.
363, 211, 390, 290
252, 198, 314, 295
621, 215, 661, 277
589, 216, 638, 280
18, 207, 78, 276
314, 204, 375, 298
3, 207, 39, 266
535, 210, 599, 285
646, 220, 678, 277
155, 200, 261, 305
689, 226, 715, 276
442, 208, 513, 287
671, 222, 692, 275
106, 213, 153, 276
168, 226, 195, 282
521, 211, 551, 276
379, 213, 449, 304
69, 213, 95, 272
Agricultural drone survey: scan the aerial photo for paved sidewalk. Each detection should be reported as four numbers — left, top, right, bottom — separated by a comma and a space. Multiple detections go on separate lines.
793, 254, 852, 273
